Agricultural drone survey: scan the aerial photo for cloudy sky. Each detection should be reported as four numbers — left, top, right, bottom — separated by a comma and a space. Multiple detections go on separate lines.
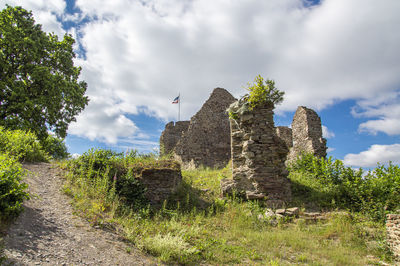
3, 0, 400, 168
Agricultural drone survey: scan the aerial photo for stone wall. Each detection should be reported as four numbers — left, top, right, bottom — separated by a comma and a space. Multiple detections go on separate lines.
386, 214, 400, 260
138, 164, 182, 205
287, 106, 327, 163
223, 100, 291, 203
276, 126, 293, 150
160, 121, 190, 156
173, 88, 236, 168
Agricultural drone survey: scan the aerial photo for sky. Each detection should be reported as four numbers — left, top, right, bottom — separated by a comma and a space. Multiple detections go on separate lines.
2, 0, 400, 168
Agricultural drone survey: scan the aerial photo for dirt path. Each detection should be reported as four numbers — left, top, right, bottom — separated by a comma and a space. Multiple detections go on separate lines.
3, 163, 157, 265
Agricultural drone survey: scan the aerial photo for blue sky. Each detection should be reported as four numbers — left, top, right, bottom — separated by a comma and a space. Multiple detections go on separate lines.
2, 0, 400, 167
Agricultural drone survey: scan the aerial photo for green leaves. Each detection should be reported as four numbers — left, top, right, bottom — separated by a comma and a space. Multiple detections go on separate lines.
246, 75, 284, 110
289, 153, 400, 221
0, 5, 88, 141
0, 153, 29, 220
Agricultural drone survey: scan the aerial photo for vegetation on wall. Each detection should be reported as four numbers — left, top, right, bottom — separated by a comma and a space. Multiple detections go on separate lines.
227, 75, 284, 121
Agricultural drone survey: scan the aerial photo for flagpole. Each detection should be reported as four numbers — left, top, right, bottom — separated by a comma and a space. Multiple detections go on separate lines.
178, 92, 180, 121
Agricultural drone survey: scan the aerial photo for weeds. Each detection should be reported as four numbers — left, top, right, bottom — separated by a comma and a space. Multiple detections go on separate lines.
61, 148, 395, 264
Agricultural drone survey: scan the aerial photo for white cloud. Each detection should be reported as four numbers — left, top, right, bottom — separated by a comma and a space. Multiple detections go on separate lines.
322, 125, 335, 139
343, 144, 400, 167
2, 0, 400, 146
68, 97, 138, 144
327, 147, 335, 153
353, 91, 400, 136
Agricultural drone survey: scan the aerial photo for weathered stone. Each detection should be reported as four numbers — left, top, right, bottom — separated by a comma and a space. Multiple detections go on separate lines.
228, 100, 292, 202
286, 207, 300, 217
275, 209, 286, 215
275, 126, 293, 149
386, 213, 400, 260
160, 121, 190, 156
173, 88, 236, 168
287, 106, 327, 163
139, 167, 182, 205
220, 178, 238, 197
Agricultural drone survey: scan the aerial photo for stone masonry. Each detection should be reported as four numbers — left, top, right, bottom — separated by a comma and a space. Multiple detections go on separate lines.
275, 126, 293, 150
173, 88, 236, 168
287, 106, 327, 163
140, 166, 182, 205
386, 214, 400, 260
223, 100, 291, 202
160, 121, 190, 156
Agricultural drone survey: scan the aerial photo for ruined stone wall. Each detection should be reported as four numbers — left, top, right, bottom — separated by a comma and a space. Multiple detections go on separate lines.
140, 166, 182, 205
386, 214, 400, 260
287, 106, 327, 163
276, 126, 293, 150
159, 121, 190, 156
223, 101, 291, 203
173, 88, 236, 168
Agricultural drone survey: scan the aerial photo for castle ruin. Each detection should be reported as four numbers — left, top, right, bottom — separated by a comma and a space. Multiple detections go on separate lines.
285, 106, 327, 163
221, 100, 292, 203
160, 88, 236, 168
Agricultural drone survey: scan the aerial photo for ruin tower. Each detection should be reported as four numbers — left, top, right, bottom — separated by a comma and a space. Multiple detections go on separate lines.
173, 88, 236, 168
160, 121, 190, 156
287, 106, 327, 163
223, 99, 291, 202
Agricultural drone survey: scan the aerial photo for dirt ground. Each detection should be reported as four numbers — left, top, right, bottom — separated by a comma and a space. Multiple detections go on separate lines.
2, 163, 157, 265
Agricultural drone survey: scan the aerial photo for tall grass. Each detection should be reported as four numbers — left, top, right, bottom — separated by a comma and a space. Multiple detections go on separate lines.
62, 149, 394, 264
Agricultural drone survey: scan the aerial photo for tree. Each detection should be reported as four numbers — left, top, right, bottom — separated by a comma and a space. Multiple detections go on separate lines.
245, 74, 284, 110
0, 5, 88, 141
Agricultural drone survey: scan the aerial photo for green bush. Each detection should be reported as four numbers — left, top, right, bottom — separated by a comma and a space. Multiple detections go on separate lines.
41, 134, 69, 159
66, 149, 149, 209
245, 75, 284, 110
0, 153, 30, 220
288, 153, 400, 221
0, 126, 48, 162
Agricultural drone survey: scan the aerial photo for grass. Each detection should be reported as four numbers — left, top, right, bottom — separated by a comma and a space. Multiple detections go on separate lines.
61, 157, 394, 265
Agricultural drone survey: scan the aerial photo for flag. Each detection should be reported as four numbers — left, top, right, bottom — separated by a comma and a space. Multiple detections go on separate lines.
172, 96, 179, 104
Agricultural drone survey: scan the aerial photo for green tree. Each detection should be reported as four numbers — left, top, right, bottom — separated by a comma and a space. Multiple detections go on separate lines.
246, 75, 284, 110
0, 5, 88, 141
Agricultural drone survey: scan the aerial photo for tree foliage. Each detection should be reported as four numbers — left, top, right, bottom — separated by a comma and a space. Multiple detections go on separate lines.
245, 75, 284, 110
227, 75, 284, 120
0, 5, 88, 141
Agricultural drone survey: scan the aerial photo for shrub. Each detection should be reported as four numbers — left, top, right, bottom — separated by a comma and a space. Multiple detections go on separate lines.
66, 149, 149, 209
245, 75, 284, 110
0, 126, 48, 162
227, 75, 284, 120
41, 134, 69, 159
0, 153, 30, 220
288, 153, 400, 221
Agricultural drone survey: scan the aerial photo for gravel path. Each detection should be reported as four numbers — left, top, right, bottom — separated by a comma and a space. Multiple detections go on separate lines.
3, 163, 157, 265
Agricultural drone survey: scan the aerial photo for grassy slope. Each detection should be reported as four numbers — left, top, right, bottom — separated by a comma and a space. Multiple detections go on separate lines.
61, 159, 394, 265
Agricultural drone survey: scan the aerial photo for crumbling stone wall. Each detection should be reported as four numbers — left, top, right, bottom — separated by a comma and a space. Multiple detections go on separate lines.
160, 121, 190, 156
276, 126, 293, 150
386, 214, 400, 260
287, 106, 327, 163
223, 100, 291, 202
173, 88, 236, 168
140, 166, 182, 205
